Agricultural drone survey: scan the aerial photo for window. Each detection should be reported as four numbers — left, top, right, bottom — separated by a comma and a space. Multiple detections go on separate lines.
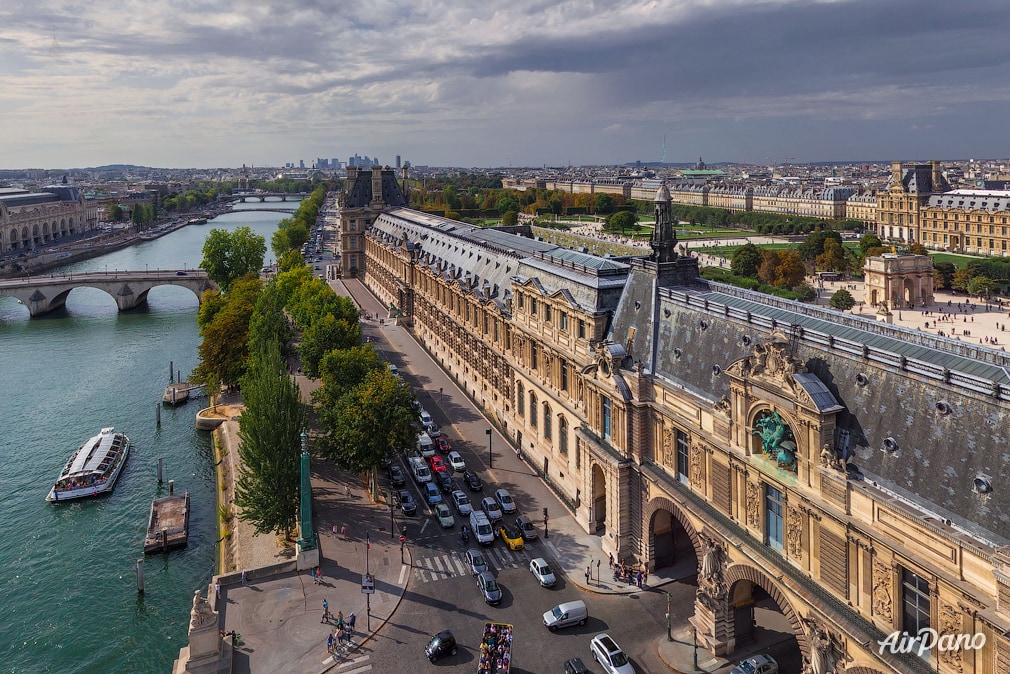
494, 318, 499, 342
517, 293, 524, 309
902, 568, 931, 659
765, 485, 783, 552
602, 397, 611, 440
543, 404, 552, 441
560, 312, 568, 330
517, 383, 525, 415
559, 416, 568, 455
530, 343, 538, 370
578, 319, 586, 339
349, 220, 357, 232
544, 306, 552, 323
530, 297, 538, 316
349, 235, 358, 248
529, 393, 538, 428
560, 361, 569, 392
676, 430, 690, 483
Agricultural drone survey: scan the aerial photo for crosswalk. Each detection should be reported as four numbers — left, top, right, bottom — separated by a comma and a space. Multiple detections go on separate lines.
322, 652, 372, 673
412, 546, 530, 584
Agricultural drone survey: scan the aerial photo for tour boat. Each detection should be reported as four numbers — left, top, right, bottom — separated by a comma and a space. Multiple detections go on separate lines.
45, 428, 131, 502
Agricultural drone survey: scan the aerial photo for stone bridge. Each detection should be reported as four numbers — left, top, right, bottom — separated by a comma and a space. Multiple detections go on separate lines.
0, 270, 216, 317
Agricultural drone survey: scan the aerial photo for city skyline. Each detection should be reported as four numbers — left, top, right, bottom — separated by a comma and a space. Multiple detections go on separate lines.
3, 0, 1010, 170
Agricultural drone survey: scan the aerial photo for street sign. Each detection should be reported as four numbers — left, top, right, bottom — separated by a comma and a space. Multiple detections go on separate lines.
399, 534, 406, 544
361, 573, 374, 594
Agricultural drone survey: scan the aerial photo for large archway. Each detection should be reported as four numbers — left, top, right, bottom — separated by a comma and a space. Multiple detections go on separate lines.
645, 498, 700, 580
722, 565, 804, 671
590, 463, 606, 534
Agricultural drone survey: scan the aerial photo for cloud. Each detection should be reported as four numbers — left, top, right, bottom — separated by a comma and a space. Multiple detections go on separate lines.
1, 0, 1009, 167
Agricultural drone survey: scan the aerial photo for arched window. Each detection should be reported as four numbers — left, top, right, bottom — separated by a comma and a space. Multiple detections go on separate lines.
543, 404, 552, 440
529, 392, 538, 428
517, 382, 525, 416
558, 416, 568, 455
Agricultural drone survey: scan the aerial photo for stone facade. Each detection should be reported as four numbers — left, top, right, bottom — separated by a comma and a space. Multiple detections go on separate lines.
0, 186, 90, 254
362, 182, 1010, 674
863, 252, 935, 310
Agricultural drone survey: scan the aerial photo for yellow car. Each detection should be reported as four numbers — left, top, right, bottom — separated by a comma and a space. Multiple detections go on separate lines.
498, 524, 525, 551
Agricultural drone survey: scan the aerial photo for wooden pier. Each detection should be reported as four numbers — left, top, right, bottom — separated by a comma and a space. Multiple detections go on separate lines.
144, 492, 190, 554
162, 382, 203, 405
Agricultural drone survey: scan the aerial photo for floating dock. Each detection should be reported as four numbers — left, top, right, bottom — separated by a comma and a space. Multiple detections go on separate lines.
162, 382, 202, 405
144, 492, 190, 554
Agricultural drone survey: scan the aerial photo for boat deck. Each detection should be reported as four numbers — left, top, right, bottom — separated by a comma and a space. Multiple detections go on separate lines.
144, 492, 190, 553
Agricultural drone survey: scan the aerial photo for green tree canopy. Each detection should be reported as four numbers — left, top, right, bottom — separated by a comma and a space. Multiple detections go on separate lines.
731, 243, 763, 278
605, 211, 638, 234
594, 194, 614, 214
298, 313, 362, 378
933, 261, 957, 289
830, 288, 856, 311
968, 275, 995, 297
858, 233, 882, 253
201, 226, 267, 290
797, 228, 843, 261
502, 210, 519, 227
316, 369, 419, 473
192, 277, 263, 386
815, 238, 848, 272
314, 345, 385, 400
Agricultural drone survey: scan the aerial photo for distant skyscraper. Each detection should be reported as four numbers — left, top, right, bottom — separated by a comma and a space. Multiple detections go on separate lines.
396, 155, 401, 169
299, 160, 305, 169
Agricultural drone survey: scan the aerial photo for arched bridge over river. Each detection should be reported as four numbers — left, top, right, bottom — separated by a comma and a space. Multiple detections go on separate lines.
0, 270, 216, 317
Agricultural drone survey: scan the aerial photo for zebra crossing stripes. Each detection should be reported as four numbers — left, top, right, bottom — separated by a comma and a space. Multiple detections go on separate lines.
322, 652, 372, 673
413, 546, 528, 584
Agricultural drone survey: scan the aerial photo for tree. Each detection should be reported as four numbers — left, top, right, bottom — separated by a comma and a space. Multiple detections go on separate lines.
316, 369, 419, 473
830, 288, 856, 311
502, 210, 518, 227
496, 195, 519, 214
757, 250, 780, 285
775, 249, 807, 288
968, 275, 995, 298
933, 262, 956, 289
234, 336, 305, 538
952, 267, 974, 292
299, 313, 362, 378
908, 242, 928, 256
201, 226, 267, 290
858, 233, 882, 254
815, 238, 848, 272
192, 277, 263, 387
594, 193, 613, 214
315, 345, 385, 399
731, 243, 763, 278
605, 211, 638, 234
798, 229, 843, 261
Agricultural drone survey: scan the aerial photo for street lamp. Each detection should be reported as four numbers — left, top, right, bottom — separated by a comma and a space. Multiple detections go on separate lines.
388, 489, 395, 539
486, 428, 492, 468
660, 590, 673, 642
693, 625, 699, 669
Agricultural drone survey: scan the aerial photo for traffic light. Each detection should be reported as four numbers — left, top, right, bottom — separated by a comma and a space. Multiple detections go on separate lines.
543, 507, 548, 517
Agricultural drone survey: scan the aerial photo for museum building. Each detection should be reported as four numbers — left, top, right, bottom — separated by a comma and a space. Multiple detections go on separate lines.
347, 169, 1010, 674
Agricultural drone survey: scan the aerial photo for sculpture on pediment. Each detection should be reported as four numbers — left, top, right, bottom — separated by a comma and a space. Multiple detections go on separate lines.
819, 443, 846, 472
728, 332, 806, 390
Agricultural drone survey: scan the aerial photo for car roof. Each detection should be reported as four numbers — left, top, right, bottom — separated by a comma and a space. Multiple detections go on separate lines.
593, 634, 620, 651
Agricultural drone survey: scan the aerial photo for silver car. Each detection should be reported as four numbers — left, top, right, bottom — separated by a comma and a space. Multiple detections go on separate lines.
529, 557, 556, 587
434, 503, 455, 528
481, 496, 503, 523
465, 548, 488, 576
451, 490, 472, 516
494, 488, 517, 515
476, 570, 502, 605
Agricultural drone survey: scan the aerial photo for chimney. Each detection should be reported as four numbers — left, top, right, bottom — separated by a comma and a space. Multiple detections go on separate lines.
371, 169, 384, 207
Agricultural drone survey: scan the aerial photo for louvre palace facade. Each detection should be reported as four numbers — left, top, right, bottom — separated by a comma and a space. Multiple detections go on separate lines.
343, 169, 1010, 674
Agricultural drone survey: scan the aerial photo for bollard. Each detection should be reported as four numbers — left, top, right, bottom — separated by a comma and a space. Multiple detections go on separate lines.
170, 361, 174, 383
156, 403, 161, 427
161, 528, 168, 552
158, 457, 164, 484
169, 479, 174, 495
137, 558, 145, 593
177, 370, 181, 384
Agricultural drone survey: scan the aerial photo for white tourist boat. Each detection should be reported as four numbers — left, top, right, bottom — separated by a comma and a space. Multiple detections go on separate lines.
45, 427, 131, 502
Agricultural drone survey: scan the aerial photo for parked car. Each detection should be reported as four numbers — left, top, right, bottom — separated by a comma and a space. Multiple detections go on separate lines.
730, 654, 779, 674
436, 436, 452, 454
481, 496, 503, 523
515, 515, 538, 540
397, 490, 416, 515
494, 488, 517, 515
424, 481, 443, 505
498, 524, 525, 551
434, 503, 455, 528
529, 557, 556, 587
447, 451, 466, 473
451, 490, 473, 516
463, 470, 483, 492
476, 570, 502, 605
425, 630, 457, 662
590, 634, 634, 674
388, 465, 406, 487
465, 548, 488, 576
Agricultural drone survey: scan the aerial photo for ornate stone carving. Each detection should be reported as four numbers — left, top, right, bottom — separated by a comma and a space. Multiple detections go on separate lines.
939, 601, 964, 673
872, 560, 893, 625
714, 395, 731, 414
802, 616, 841, 674
690, 442, 704, 485
819, 443, 846, 472
190, 589, 217, 630
661, 426, 675, 468
726, 331, 806, 391
787, 506, 803, 559
746, 480, 761, 530
698, 535, 728, 603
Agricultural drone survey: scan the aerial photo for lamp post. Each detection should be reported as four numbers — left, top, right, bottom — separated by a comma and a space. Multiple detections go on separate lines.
660, 590, 673, 642
693, 625, 699, 669
486, 428, 492, 468
388, 489, 395, 539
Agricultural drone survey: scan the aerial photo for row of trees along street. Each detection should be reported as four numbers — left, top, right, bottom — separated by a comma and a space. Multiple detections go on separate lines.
191, 187, 419, 540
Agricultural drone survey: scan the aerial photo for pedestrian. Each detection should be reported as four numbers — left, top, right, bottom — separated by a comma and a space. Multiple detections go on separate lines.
332, 523, 338, 536
608, 552, 614, 569
315, 566, 323, 584
348, 613, 356, 634
214, 580, 221, 600
345, 483, 352, 497
327, 632, 334, 654
336, 611, 345, 629
241, 569, 247, 586
322, 599, 329, 623
585, 566, 591, 585
636, 571, 643, 588
643, 568, 649, 586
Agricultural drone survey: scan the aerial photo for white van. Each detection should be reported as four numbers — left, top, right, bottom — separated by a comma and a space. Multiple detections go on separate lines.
418, 409, 434, 431
469, 511, 495, 546
408, 456, 431, 484
417, 433, 435, 458
543, 600, 588, 631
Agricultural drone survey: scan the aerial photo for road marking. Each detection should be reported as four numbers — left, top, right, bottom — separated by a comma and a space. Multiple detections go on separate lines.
544, 539, 560, 558
450, 555, 467, 575
431, 555, 446, 574
398, 564, 409, 585
420, 519, 431, 535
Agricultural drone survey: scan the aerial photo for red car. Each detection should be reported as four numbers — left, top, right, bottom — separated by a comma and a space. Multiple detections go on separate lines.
437, 436, 452, 454
429, 455, 448, 473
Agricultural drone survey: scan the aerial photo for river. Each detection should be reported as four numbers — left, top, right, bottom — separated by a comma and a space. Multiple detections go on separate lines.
0, 204, 293, 673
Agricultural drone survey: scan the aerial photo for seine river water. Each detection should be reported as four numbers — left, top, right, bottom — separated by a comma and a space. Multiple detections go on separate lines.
0, 205, 292, 673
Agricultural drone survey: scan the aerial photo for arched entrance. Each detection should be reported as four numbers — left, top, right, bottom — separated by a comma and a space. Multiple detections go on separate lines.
649, 506, 697, 576
722, 573, 802, 671
590, 464, 606, 534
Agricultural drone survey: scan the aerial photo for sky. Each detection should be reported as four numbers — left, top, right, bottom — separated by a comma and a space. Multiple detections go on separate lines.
2, 0, 1010, 170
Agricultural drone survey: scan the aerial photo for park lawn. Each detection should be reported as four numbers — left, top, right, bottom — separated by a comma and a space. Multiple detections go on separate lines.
928, 252, 978, 268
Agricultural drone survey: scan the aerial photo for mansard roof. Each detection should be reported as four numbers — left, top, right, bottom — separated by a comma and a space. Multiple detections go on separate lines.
927, 189, 1010, 212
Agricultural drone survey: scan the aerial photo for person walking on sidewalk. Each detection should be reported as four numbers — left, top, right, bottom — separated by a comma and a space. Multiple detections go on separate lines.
636, 570, 643, 588
321, 599, 330, 623
326, 632, 334, 654
585, 566, 591, 585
